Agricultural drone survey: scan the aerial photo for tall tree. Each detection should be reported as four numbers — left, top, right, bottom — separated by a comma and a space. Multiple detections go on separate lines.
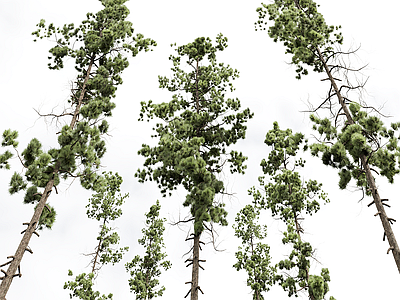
64, 171, 129, 300
136, 34, 253, 299
0, 1, 155, 298
125, 200, 171, 300
255, 0, 400, 273
249, 122, 335, 300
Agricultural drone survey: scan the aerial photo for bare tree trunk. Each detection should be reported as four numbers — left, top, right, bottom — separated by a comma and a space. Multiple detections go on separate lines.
315, 47, 400, 273
0, 56, 95, 300
190, 234, 200, 300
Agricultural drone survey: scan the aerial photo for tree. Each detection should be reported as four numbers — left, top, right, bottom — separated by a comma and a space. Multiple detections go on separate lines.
64, 171, 129, 300
125, 200, 171, 300
249, 122, 335, 300
233, 204, 275, 300
136, 34, 253, 299
0, 0, 155, 298
255, 0, 400, 273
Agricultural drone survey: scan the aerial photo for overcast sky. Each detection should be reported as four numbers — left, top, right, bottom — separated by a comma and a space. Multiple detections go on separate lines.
1, 0, 399, 299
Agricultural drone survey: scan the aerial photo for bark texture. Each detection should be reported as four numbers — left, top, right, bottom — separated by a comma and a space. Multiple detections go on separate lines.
190, 234, 200, 300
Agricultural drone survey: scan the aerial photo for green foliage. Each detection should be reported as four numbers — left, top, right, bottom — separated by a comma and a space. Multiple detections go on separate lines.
64, 271, 113, 300
308, 269, 332, 300
87, 171, 129, 268
256, 0, 400, 194
2, 131, 61, 230
255, 0, 343, 79
255, 122, 328, 222
86, 171, 127, 221
310, 106, 400, 192
0, 129, 18, 169
36, 204, 56, 230
65, 171, 128, 299
125, 200, 171, 300
136, 34, 253, 234
250, 122, 335, 299
24, 186, 42, 204
30, 0, 156, 189
2, 0, 155, 232
2, 129, 19, 147
233, 204, 275, 300
32, 0, 156, 70
0, 150, 13, 170
9, 172, 27, 194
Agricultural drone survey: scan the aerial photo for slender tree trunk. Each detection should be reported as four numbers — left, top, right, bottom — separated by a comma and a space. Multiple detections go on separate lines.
0, 167, 58, 300
190, 234, 201, 300
91, 218, 107, 274
0, 56, 95, 300
315, 47, 400, 273
293, 214, 315, 300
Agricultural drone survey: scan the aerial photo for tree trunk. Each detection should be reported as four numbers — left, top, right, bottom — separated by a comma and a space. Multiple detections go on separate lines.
0, 56, 95, 300
315, 47, 400, 273
0, 167, 58, 300
190, 234, 201, 300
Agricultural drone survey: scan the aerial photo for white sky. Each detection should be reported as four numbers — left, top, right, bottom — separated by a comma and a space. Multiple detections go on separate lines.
0, 0, 399, 299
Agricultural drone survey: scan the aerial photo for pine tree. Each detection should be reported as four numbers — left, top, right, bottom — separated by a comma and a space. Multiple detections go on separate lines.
125, 200, 171, 300
249, 122, 335, 300
0, 1, 155, 298
255, 0, 400, 273
136, 34, 253, 299
64, 171, 129, 300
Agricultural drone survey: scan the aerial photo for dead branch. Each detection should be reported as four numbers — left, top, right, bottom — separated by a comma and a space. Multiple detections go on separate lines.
169, 217, 195, 226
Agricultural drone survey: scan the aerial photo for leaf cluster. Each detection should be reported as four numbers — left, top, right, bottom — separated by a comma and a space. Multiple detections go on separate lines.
310, 103, 400, 192
125, 200, 171, 300
32, 0, 156, 71
64, 271, 113, 300
136, 35, 253, 234
255, 0, 343, 79
1, 132, 59, 229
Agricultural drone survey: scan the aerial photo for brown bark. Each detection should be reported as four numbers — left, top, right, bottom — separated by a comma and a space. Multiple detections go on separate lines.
315, 47, 400, 273
0, 55, 95, 300
190, 234, 200, 300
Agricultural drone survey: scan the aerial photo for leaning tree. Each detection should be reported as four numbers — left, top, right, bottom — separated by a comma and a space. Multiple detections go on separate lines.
255, 0, 400, 272
0, 0, 155, 298
136, 34, 253, 299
